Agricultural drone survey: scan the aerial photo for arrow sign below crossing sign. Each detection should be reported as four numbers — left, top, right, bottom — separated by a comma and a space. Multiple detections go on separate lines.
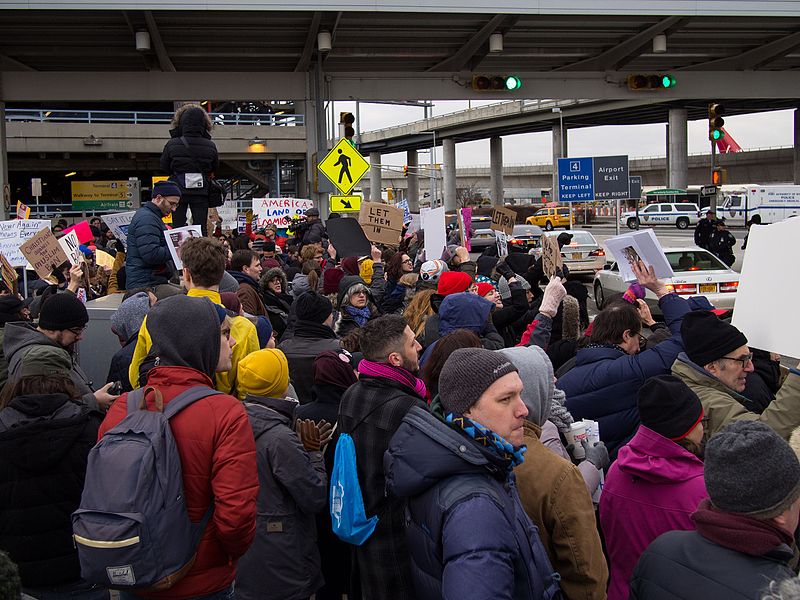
330, 194, 362, 213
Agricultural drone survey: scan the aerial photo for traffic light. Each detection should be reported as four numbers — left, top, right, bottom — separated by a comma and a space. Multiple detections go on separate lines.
472, 75, 522, 92
712, 167, 728, 186
339, 112, 355, 144
403, 165, 408, 177
626, 74, 677, 91
708, 103, 725, 141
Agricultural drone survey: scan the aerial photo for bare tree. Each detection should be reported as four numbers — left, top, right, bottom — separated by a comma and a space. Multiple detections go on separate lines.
456, 181, 485, 208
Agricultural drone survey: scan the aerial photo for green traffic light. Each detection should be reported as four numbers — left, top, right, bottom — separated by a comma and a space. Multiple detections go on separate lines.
711, 129, 725, 141
505, 76, 522, 91
661, 74, 677, 88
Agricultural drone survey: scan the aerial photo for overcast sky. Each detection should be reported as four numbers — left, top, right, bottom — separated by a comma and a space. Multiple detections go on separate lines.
329, 100, 794, 169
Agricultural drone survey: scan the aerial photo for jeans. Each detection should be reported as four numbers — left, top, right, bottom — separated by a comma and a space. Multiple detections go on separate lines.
119, 586, 233, 600
23, 580, 109, 599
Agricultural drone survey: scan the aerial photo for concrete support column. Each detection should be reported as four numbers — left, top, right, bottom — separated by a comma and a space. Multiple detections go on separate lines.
369, 152, 382, 202
490, 136, 504, 206
406, 149, 419, 212
794, 109, 800, 184
552, 123, 567, 202
665, 123, 670, 186
443, 138, 457, 212
0, 102, 7, 220
668, 108, 688, 190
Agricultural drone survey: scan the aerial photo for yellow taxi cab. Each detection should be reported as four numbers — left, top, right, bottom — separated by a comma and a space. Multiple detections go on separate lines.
526, 206, 572, 230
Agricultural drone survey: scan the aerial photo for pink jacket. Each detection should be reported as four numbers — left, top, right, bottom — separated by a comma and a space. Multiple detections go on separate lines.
599, 425, 707, 600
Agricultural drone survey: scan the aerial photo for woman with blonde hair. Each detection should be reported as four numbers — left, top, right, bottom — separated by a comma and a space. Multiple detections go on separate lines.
404, 288, 436, 340
160, 103, 219, 234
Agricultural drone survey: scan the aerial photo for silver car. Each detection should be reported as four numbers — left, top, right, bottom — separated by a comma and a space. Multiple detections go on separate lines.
470, 228, 497, 251
593, 247, 739, 314
541, 230, 606, 275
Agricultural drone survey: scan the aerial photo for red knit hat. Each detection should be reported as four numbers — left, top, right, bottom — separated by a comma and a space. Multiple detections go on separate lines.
476, 282, 496, 298
437, 271, 472, 296
323, 267, 345, 295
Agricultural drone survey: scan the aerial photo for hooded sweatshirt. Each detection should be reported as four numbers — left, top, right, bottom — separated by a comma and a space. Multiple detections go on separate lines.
502, 346, 609, 600
599, 425, 707, 600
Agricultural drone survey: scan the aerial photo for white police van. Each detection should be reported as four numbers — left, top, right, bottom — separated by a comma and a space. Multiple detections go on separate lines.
620, 203, 701, 230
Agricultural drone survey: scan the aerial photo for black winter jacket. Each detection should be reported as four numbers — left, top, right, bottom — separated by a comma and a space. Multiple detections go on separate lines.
106, 333, 138, 393
277, 321, 341, 404
160, 107, 219, 199
236, 394, 327, 600
630, 529, 795, 600
0, 394, 102, 587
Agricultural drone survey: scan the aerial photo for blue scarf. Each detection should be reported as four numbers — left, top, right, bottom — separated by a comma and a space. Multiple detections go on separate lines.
445, 412, 526, 468
345, 304, 372, 327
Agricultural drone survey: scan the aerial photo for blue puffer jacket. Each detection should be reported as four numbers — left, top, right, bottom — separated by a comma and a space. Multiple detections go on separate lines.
125, 201, 173, 289
559, 293, 690, 456
385, 406, 562, 600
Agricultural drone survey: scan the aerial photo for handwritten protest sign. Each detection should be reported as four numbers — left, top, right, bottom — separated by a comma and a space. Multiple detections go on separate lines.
102, 211, 136, 250
541, 235, 563, 279
490, 206, 516, 235
20, 227, 70, 280
358, 202, 404, 246
0, 254, 17, 294
62, 220, 94, 244
0, 220, 51, 267
252, 198, 314, 229
58, 230, 84, 267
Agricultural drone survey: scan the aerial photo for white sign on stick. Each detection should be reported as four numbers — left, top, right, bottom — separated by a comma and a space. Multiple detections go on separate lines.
252, 197, 314, 230
732, 219, 800, 358
58, 230, 83, 266
422, 206, 447, 262
0, 219, 51, 267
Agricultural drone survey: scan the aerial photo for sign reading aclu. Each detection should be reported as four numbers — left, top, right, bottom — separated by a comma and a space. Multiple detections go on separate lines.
557, 156, 629, 202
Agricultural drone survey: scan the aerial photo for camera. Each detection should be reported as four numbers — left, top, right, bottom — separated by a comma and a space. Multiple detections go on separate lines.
285, 215, 310, 236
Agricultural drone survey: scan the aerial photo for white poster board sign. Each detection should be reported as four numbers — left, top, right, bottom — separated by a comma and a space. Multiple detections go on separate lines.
58, 230, 83, 266
732, 219, 799, 357
605, 229, 674, 282
0, 219, 51, 267
101, 211, 136, 251
252, 197, 314, 229
216, 200, 239, 230
422, 206, 447, 262
495, 230, 509, 257
164, 225, 202, 271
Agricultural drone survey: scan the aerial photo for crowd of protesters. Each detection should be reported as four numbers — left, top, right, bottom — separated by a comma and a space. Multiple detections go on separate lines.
1, 113, 800, 599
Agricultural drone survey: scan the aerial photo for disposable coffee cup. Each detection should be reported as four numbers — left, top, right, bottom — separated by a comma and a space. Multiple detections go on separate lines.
565, 421, 588, 460
584, 419, 600, 445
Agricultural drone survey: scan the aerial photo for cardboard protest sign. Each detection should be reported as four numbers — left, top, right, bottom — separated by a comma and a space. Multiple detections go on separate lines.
0, 220, 51, 267
62, 220, 94, 244
102, 211, 136, 251
541, 235, 563, 279
0, 253, 17, 294
422, 206, 447, 261
732, 219, 800, 357
326, 217, 372, 258
58, 230, 84, 266
20, 227, 70, 280
95, 249, 115, 270
163, 225, 202, 270
605, 229, 674, 282
358, 202, 404, 246
490, 206, 516, 236
253, 197, 314, 230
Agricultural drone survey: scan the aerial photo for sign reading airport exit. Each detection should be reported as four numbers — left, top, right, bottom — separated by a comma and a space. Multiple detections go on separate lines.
557, 155, 629, 202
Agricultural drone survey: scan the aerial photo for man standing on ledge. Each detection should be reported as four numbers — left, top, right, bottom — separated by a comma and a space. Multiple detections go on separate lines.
125, 180, 181, 291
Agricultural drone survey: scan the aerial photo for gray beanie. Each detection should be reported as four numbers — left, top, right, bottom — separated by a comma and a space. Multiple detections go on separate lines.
497, 274, 531, 300
111, 292, 151, 341
439, 348, 518, 415
705, 421, 800, 519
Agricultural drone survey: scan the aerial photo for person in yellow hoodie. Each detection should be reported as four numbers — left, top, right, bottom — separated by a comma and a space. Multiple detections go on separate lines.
128, 236, 260, 396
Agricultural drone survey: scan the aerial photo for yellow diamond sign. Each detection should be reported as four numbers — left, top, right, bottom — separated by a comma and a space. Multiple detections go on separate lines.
318, 139, 370, 195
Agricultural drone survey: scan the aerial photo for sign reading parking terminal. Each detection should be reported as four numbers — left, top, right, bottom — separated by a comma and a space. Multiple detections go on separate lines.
557, 155, 629, 202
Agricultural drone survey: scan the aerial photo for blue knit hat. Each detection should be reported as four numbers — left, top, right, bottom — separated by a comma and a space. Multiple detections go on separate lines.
152, 180, 182, 199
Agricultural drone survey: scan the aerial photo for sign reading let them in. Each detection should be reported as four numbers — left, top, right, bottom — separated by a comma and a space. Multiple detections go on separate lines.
318, 139, 370, 195
358, 201, 404, 246
490, 206, 517, 236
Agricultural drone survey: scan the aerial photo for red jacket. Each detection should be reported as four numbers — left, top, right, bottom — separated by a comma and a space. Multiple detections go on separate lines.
98, 366, 259, 599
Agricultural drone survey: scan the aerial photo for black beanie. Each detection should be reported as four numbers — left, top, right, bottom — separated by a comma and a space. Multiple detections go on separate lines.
295, 292, 333, 324
681, 310, 748, 368
705, 421, 800, 519
38, 293, 89, 331
152, 180, 182, 199
637, 375, 704, 440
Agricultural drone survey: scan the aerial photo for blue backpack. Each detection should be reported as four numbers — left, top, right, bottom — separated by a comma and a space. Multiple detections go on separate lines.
72, 386, 220, 590
330, 432, 379, 545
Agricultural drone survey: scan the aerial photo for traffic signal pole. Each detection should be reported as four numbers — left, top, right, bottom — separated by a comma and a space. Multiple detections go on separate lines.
710, 137, 717, 212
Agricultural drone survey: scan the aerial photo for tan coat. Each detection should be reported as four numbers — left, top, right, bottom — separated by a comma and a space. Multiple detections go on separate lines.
671, 354, 800, 440
236, 281, 266, 317
515, 421, 608, 600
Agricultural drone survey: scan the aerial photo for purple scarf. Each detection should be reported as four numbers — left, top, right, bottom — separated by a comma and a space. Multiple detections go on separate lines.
358, 359, 428, 399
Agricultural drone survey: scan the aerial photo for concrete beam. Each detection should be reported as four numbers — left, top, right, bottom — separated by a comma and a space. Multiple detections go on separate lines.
490, 136, 503, 206
369, 152, 381, 202
406, 149, 419, 212
143, 11, 176, 73
5, 71, 800, 102
668, 108, 688, 190
427, 14, 506, 72
442, 138, 456, 212
0, 102, 7, 220
684, 29, 800, 71
294, 12, 322, 73
795, 109, 800, 185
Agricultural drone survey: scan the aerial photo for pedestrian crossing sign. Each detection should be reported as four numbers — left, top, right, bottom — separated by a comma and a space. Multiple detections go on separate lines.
318, 138, 370, 195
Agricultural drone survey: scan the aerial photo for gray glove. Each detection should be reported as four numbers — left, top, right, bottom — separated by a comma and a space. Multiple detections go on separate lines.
581, 440, 610, 470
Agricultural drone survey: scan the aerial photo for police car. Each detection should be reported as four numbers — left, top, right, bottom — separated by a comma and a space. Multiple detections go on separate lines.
620, 203, 701, 230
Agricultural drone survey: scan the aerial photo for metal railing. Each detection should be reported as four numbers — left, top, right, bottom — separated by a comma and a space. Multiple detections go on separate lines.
5, 109, 304, 127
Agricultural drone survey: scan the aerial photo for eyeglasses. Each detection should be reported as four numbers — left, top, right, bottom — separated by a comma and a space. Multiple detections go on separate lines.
638, 334, 648, 349
67, 326, 85, 336
719, 353, 754, 368
402, 259, 413, 265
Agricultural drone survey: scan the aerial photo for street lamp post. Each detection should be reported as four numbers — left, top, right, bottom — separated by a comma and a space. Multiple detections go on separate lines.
552, 107, 572, 228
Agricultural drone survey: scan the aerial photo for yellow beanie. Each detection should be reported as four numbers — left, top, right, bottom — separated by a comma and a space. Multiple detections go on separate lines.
359, 258, 374, 282
237, 349, 290, 401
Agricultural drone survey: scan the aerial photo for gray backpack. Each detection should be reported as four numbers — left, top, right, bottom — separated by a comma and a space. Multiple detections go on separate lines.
72, 385, 220, 591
